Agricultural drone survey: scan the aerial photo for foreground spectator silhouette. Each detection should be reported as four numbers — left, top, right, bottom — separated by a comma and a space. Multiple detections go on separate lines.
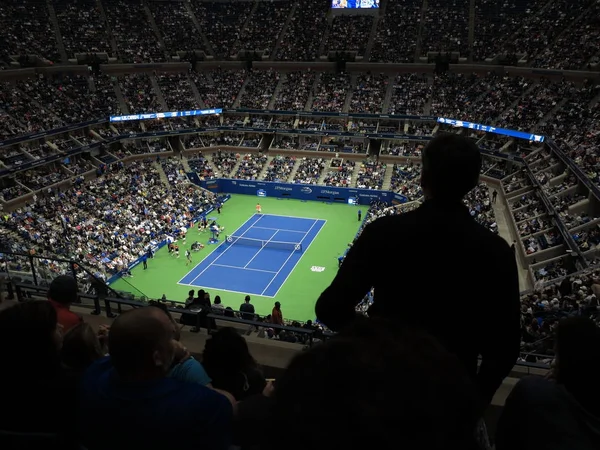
48, 275, 83, 332
496, 317, 600, 450
265, 318, 480, 450
317, 134, 521, 420
0, 301, 74, 448
78, 307, 233, 450
202, 327, 266, 401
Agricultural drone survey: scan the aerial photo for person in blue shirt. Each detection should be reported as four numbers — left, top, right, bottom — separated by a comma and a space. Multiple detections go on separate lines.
78, 307, 233, 450
357, 209, 362, 221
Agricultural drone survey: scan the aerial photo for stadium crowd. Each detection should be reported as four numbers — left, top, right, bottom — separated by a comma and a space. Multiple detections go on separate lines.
2, 2, 600, 448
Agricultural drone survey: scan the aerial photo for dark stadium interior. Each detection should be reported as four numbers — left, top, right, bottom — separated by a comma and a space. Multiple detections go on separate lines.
1, 0, 600, 449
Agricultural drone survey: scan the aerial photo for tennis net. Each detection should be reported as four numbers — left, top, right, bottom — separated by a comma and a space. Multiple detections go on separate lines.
225, 235, 302, 252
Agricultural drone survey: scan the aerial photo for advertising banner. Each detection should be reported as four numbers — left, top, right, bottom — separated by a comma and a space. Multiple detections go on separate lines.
197, 178, 405, 205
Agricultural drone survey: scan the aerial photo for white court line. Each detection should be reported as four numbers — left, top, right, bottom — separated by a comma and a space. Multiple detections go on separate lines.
253, 226, 307, 234
260, 219, 322, 296
260, 213, 325, 222
271, 219, 327, 298
175, 282, 276, 299
213, 263, 277, 274
244, 230, 278, 269
179, 214, 263, 285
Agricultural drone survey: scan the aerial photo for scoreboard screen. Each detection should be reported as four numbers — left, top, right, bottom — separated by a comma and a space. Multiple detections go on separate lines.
332, 0, 379, 8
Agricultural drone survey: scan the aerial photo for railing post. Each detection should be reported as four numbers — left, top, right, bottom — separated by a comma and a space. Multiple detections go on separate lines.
29, 254, 38, 286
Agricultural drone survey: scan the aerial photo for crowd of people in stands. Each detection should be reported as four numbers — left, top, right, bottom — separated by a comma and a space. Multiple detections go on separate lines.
263, 155, 295, 182
1, 159, 216, 278
234, 153, 269, 180
322, 159, 356, 187
293, 157, 327, 184
2, 3, 600, 449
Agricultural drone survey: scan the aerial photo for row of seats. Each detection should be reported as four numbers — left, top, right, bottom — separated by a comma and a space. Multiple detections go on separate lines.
2, 0, 599, 67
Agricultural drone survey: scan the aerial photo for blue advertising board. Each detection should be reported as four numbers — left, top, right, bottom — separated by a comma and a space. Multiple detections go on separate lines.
194, 177, 404, 205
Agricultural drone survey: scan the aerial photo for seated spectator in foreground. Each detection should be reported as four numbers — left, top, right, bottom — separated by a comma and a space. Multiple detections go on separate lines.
496, 317, 600, 450
48, 275, 83, 332
202, 327, 266, 401
78, 307, 233, 450
316, 134, 521, 420
61, 322, 106, 382
0, 301, 74, 446
264, 318, 480, 450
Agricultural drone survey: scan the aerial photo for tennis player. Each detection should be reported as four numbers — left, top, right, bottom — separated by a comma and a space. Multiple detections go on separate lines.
185, 249, 192, 266
256, 203, 262, 214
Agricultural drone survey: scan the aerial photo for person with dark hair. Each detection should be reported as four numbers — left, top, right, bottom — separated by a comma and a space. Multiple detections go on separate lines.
78, 307, 233, 450
61, 322, 105, 380
0, 301, 74, 444
496, 317, 600, 450
48, 275, 83, 332
239, 294, 255, 321
264, 318, 480, 450
316, 134, 521, 419
202, 327, 266, 401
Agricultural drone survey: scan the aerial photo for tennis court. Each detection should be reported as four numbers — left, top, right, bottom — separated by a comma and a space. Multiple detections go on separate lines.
178, 214, 326, 297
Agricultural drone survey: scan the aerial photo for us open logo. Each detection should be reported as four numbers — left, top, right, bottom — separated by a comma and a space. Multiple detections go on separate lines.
300, 187, 312, 194
311, 266, 325, 272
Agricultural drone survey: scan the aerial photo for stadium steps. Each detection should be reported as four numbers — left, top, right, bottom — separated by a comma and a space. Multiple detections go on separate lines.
142, 0, 169, 60
46, 0, 68, 63
153, 161, 171, 186
414, 0, 428, 61
150, 75, 169, 111
305, 73, 322, 110
228, 158, 244, 178
493, 82, 540, 127
350, 160, 364, 188
317, 159, 334, 185
270, 2, 298, 61
267, 75, 286, 110
318, 14, 334, 58
381, 76, 395, 113
258, 156, 275, 180
343, 74, 359, 113
97, 0, 120, 57
364, 14, 380, 60
180, 157, 192, 173
112, 79, 130, 114
535, 98, 567, 132
467, 0, 475, 62
233, 1, 260, 55
16, 88, 65, 126
286, 158, 302, 182
233, 78, 250, 109
494, 0, 555, 59
589, 90, 600, 108
184, 1, 216, 58
187, 74, 207, 109
381, 166, 394, 191
545, 1, 600, 63
488, 188, 532, 291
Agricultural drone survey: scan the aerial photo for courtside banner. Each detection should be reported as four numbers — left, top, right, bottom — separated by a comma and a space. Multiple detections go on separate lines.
194, 178, 405, 205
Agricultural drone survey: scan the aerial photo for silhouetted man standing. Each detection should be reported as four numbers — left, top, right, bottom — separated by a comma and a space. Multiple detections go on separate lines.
316, 134, 521, 418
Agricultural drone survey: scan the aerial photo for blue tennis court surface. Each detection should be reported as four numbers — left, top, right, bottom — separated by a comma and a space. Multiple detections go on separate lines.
179, 214, 326, 297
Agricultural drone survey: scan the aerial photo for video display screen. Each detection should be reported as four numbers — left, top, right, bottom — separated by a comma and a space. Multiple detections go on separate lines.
332, 0, 379, 8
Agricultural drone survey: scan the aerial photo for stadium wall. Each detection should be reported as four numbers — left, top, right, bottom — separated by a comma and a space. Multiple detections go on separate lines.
188, 177, 403, 204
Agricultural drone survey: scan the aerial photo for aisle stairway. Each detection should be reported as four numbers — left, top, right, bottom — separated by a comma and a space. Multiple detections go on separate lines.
271, 3, 298, 60
350, 160, 364, 187
317, 159, 334, 185
381, 166, 394, 191
258, 156, 274, 180
286, 158, 302, 182
153, 161, 171, 186
143, 0, 169, 60
46, 0, 68, 63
